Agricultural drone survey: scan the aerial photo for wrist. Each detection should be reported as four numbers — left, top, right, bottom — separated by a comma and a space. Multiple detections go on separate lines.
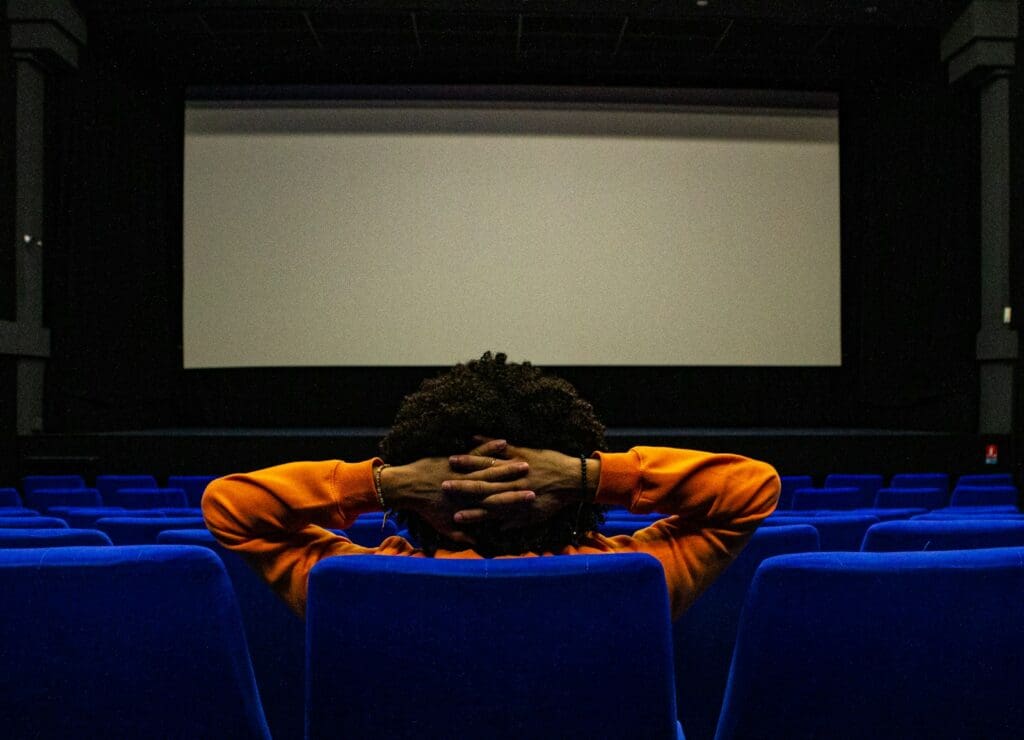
378, 464, 418, 510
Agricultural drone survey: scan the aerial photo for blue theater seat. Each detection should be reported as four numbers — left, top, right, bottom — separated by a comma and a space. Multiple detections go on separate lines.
158, 529, 305, 740
307, 554, 681, 740
861, 520, 1024, 552
675, 525, 819, 740
778, 475, 813, 510
21, 475, 85, 495
110, 487, 189, 510
167, 475, 217, 508
773, 507, 926, 523
760, 513, 879, 551
889, 472, 950, 495
94, 516, 206, 544
715, 549, 1024, 740
914, 508, 1024, 521
599, 518, 664, 537
26, 488, 103, 514
950, 485, 1018, 507
0, 545, 269, 739
48, 506, 147, 527
791, 487, 870, 510
0, 508, 42, 517
823, 473, 883, 502
956, 473, 1014, 488
0, 528, 112, 548
340, 517, 400, 547
0, 488, 23, 507
0, 516, 68, 529
95, 475, 158, 504
873, 486, 947, 510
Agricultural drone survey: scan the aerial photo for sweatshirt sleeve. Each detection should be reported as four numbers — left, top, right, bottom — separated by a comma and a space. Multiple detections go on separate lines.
201, 459, 389, 616
590, 447, 779, 618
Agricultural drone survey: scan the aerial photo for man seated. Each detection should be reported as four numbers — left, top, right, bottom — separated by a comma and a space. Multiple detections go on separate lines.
203, 352, 779, 618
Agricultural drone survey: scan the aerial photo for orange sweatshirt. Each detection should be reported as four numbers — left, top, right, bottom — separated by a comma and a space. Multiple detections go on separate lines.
202, 447, 779, 619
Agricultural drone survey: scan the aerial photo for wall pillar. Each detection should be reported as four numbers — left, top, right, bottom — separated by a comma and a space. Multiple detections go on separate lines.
3, 1, 86, 434
942, 0, 1018, 434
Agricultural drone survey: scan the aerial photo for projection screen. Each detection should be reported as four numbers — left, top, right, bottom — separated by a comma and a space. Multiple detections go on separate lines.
183, 97, 840, 368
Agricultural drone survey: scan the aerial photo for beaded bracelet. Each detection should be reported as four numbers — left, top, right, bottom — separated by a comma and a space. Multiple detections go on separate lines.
580, 454, 588, 501
373, 463, 391, 510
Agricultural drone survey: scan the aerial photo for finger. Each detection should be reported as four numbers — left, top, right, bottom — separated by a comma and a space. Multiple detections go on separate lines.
468, 438, 507, 457
479, 490, 535, 507
449, 459, 528, 479
445, 529, 477, 546
442, 478, 530, 497
454, 508, 487, 524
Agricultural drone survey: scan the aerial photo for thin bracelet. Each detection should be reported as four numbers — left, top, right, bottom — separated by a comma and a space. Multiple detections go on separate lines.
373, 463, 391, 510
580, 454, 591, 502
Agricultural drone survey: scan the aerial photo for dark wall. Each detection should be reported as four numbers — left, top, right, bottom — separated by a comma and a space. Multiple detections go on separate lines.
41, 21, 984, 434
1, 10, 16, 485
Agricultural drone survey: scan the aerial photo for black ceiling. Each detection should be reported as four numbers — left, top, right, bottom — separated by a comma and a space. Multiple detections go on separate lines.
72, 1, 974, 87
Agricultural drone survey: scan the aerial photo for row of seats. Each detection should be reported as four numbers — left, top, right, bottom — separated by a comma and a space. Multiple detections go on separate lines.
2, 529, 1022, 739
778, 472, 1018, 510
2, 474, 216, 510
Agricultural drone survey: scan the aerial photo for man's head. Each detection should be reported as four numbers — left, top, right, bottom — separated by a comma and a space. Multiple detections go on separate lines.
380, 351, 607, 556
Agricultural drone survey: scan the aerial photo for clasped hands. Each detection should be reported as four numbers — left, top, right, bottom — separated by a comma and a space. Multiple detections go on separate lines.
379, 438, 596, 546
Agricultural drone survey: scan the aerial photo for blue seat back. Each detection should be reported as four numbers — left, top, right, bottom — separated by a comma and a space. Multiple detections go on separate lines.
21, 475, 85, 495
158, 529, 305, 740
94, 517, 206, 545
913, 509, 1024, 521
26, 488, 103, 514
340, 517, 400, 547
956, 473, 1014, 488
890, 473, 950, 495
823, 473, 883, 500
47, 506, 138, 527
675, 525, 819, 740
167, 475, 218, 508
0, 545, 270, 739
760, 514, 879, 551
874, 486, 947, 510
95, 475, 159, 504
715, 549, 1024, 740
0, 488, 23, 507
307, 554, 678, 740
791, 487, 870, 510
862, 520, 1024, 552
0, 516, 68, 529
950, 485, 1018, 507
110, 488, 189, 510
778, 475, 813, 510
0, 528, 112, 547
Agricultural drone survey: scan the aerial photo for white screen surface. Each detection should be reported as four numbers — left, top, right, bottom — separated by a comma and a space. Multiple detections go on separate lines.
183, 101, 840, 367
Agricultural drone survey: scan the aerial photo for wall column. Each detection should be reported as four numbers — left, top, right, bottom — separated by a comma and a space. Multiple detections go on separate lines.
3, 1, 85, 433
942, 0, 1018, 434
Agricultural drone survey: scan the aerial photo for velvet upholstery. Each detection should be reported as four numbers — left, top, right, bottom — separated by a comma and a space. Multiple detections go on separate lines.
949, 485, 1018, 507
715, 549, 1024, 740
0, 528, 112, 547
94, 475, 159, 504
94, 516, 206, 544
109, 487, 189, 510
307, 553, 679, 740
873, 486, 947, 510
20, 475, 85, 495
0, 488, 22, 507
26, 487, 103, 514
822, 474, 884, 502
158, 529, 305, 740
889, 473, 950, 495
167, 475, 217, 508
861, 520, 1024, 552
791, 487, 870, 510
955, 473, 1014, 488
0, 516, 68, 529
0, 545, 270, 739
759, 514, 879, 551
674, 525, 820, 740
778, 475, 813, 510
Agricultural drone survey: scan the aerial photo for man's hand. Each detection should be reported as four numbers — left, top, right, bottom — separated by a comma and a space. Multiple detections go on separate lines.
379, 439, 535, 545
445, 439, 600, 531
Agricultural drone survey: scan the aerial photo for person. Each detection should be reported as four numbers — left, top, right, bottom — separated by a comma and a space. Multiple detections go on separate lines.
203, 352, 779, 618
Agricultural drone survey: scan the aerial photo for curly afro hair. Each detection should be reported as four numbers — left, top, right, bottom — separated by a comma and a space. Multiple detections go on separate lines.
380, 351, 607, 556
